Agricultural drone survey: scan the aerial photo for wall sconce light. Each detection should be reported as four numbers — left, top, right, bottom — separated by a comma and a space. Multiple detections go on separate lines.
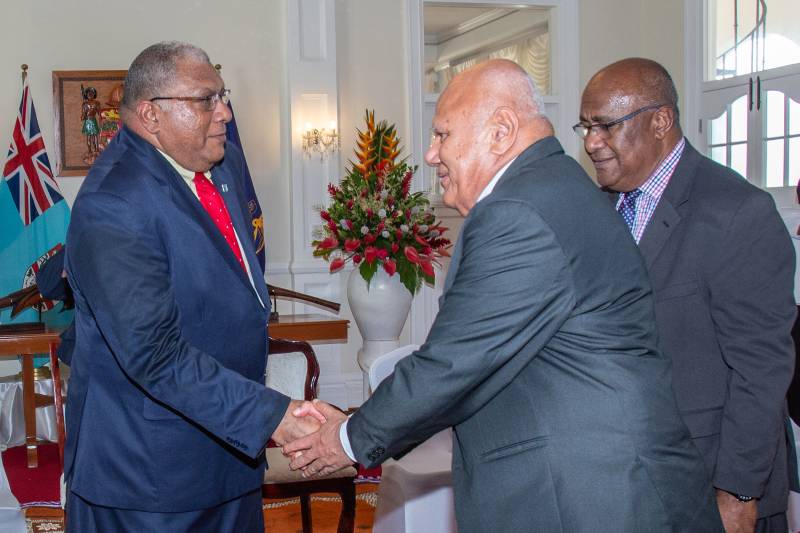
302, 121, 340, 159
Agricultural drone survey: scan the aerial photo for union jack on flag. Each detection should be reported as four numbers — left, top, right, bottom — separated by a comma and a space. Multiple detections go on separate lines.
2, 77, 63, 226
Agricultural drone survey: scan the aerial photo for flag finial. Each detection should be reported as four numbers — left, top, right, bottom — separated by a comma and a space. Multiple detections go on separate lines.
20, 64, 28, 82
214, 64, 222, 72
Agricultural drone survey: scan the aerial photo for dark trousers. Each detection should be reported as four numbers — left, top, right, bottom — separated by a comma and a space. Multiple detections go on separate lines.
65, 488, 263, 533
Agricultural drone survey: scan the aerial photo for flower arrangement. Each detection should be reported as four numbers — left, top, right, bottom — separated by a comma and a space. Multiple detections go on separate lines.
312, 110, 451, 295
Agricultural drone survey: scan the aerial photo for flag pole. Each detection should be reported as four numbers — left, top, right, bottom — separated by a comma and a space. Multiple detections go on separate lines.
21, 64, 27, 83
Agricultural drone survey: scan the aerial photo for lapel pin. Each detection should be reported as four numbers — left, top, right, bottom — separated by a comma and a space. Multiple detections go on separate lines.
221, 184, 229, 192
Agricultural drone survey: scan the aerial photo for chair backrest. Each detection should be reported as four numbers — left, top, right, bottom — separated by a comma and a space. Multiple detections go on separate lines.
266, 337, 319, 401
368, 344, 420, 392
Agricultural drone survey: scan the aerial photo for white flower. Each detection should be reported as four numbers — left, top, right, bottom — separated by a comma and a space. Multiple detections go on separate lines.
340, 219, 348, 229
400, 224, 409, 233
419, 224, 429, 232
360, 225, 369, 235
378, 208, 387, 218
411, 206, 420, 214
382, 230, 390, 238
430, 230, 440, 237
380, 190, 389, 199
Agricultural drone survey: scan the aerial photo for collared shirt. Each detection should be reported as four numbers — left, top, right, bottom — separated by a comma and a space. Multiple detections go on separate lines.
338, 156, 519, 461
617, 137, 685, 244
158, 150, 264, 307
476, 157, 516, 204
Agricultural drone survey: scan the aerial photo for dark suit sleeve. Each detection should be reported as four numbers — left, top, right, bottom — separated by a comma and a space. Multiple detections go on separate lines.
67, 191, 289, 459
347, 198, 575, 466
709, 191, 796, 497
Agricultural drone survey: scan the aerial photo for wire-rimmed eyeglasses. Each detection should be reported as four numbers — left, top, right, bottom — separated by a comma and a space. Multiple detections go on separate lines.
572, 103, 665, 139
150, 88, 231, 112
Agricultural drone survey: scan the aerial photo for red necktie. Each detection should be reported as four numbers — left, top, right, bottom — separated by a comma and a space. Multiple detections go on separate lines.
193, 172, 247, 272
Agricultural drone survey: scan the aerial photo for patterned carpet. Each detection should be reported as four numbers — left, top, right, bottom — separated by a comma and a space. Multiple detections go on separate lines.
25, 484, 378, 532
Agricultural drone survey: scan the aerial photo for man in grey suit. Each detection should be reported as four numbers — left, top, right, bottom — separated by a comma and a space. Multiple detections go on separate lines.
578, 58, 795, 533
285, 59, 722, 532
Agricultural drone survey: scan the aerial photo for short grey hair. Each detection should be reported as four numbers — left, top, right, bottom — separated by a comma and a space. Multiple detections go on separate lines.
121, 41, 210, 111
524, 74, 547, 119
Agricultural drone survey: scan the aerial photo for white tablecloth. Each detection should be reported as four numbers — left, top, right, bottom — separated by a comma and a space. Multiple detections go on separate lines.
0, 447, 26, 532
0, 369, 68, 449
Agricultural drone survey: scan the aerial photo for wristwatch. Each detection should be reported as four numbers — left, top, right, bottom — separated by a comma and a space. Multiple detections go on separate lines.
732, 493, 754, 503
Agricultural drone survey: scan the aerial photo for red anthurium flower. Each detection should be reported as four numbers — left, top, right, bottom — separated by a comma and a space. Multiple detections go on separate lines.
376, 248, 388, 260
364, 246, 378, 265
383, 259, 397, 276
343, 219, 354, 230
353, 254, 362, 264
415, 235, 429, 247
395, 229, 403, 240
391, 243, 399, 253
319, 236, 339, 250
320, 210, 331, 221
376, 222, 385, 232
344, 238, 361, 252
404, 246, 420, 264
422, 246, 432, 255
329, 257, 345, 272
327, 220, 338, 231
420, 259, 434, 278
364, 233, 376, 244
366, 208, 374, 218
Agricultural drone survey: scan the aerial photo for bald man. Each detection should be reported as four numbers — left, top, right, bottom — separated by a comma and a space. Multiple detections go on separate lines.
578, 58, 795, 533
285, 59, 721, 532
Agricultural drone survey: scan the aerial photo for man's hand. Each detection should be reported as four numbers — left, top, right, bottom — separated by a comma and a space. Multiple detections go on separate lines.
282, 399, 353, 478
270, 399, 327, 447
715, 489, 757, 533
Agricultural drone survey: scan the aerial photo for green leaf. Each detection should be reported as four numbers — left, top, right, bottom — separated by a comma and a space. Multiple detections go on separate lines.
359, 260, 378, 287
396, 257, 420, 295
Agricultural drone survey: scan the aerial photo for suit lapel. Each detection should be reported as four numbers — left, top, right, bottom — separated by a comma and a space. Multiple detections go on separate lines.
125, 131, 262, 300
213, 162, 269, 306
637, 140, 698, 268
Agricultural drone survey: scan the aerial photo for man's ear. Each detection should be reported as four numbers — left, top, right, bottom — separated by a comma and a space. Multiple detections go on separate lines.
651, 106, 676, 140
489, 107, 518, 155
136, 101, 161, 135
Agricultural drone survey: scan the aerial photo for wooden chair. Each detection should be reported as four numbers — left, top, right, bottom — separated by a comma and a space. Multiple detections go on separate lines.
262, 337, 357, 533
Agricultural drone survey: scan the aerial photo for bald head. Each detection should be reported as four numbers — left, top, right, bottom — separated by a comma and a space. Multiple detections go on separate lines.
585, 58, 679, 123
425, 59, 555, 216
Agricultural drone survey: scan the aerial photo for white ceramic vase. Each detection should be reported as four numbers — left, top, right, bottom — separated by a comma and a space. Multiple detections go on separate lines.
347, 267, 412, 395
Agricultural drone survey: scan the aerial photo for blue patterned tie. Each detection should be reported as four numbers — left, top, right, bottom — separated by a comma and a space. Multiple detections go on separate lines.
618, 189, 642, 231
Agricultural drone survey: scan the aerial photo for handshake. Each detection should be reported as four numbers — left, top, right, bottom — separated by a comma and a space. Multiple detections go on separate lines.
271, 399, 356, 478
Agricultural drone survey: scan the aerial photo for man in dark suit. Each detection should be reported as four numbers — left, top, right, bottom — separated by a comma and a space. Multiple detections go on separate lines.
64, 42, 319, 532
578, 58, 796, 533
284, 59, 722, 532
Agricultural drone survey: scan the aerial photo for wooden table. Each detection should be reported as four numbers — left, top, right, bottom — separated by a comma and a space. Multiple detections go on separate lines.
0, 326, 64, 469
269, 314, 349, 343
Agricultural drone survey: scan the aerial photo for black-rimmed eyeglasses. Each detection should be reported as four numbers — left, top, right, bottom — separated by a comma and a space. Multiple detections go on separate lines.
150, 88, 231, 112
572, 103, 665, 139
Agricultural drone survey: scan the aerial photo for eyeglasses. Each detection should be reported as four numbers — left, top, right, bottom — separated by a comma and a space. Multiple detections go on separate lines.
150, 88, 231, 112
572, 103, 665, 139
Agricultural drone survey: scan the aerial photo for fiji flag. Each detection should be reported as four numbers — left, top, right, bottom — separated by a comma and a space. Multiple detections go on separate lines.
226, 101, 265, 272
0, 74, 71, 331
